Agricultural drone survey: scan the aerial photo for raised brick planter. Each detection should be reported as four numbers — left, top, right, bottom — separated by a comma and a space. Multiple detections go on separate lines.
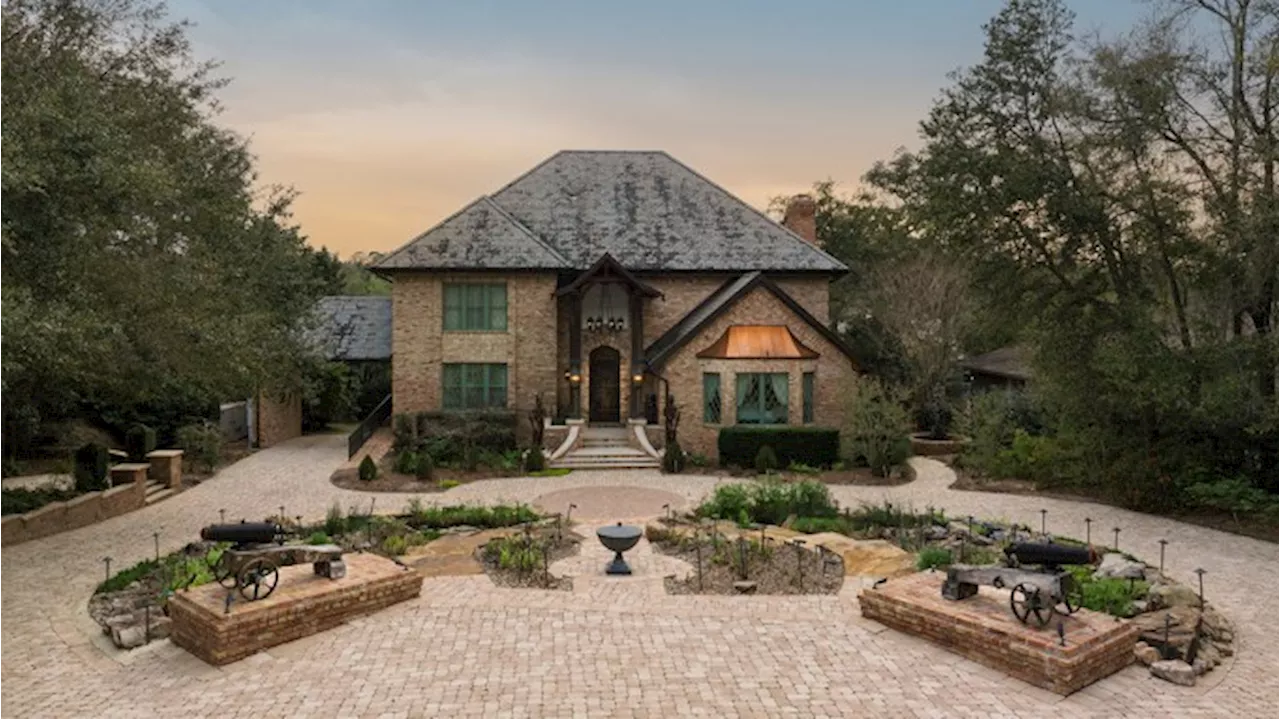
109, 463, 150, 487
859, 571, 1138, 696
145, 449, 184, 489
169, 553, 422, 666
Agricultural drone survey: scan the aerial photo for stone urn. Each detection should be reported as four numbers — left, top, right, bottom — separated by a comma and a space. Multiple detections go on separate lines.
596, 523, 642, 575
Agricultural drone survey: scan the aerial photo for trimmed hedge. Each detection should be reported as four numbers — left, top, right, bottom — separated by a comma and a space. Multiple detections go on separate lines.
718, 426, 840, 469
393, 410, 518, 463
74, 442, 110, 492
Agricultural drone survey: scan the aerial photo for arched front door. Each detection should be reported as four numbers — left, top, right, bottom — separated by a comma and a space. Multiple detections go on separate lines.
588, 346, 621, 423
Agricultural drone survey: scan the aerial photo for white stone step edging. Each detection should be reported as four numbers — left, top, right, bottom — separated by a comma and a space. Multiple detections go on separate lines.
548, 420, 583, 462
629, 418, 662, 459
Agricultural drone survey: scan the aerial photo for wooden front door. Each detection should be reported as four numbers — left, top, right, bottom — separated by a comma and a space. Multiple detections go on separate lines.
588, 346, 621, 423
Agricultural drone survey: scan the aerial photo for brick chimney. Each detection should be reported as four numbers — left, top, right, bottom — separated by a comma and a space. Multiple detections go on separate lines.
782, 194, 818, 247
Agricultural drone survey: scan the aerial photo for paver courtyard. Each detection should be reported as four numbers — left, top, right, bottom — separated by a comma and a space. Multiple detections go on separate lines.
2, 434, 1276, 718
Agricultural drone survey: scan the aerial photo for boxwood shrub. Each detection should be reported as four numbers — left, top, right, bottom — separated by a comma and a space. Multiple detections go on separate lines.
393, 410, 518, 463
717, 426, 840, 469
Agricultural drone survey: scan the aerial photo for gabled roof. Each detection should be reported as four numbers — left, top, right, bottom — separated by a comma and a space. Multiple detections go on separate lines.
644, 272, 857, 367
555, 253, 662, 298
374, 150, 848, 273
307, 296, 393, 360
376, 196, 571, 270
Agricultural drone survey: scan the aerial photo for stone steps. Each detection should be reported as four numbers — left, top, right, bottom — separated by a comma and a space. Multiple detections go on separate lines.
144, 480, 175, 505
552, 451, 659, 470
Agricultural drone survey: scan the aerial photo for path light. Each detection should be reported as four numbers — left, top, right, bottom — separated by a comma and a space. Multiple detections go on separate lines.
662, 503, 671, 521
279, 505, 286, 523
567, 503, 577, 525
1158, 539, 1168, 575
153, 531, 161, 561
1085, 518, 1092, 545
220, 509, 226, 524
1039, 509, 1047, 536
1112, 527, 1121, 551
103, 557, 112, 582
1195, 568, 1206, 608
1057, 620, 1066, 647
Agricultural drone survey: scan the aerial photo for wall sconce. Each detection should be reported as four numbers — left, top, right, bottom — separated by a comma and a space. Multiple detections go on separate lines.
568, 362, 582, 384
631, 363, 645, 384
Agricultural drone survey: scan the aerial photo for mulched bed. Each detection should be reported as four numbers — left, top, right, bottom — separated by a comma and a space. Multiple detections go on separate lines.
651, 533, 844, 596
477, 526, 582, 591
950, 470, 1278, 543
694, 463, 915, 487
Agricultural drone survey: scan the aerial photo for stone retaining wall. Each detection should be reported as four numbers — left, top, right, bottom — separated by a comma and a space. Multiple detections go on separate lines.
170, 554, 422, 666
2, 480, 147, 546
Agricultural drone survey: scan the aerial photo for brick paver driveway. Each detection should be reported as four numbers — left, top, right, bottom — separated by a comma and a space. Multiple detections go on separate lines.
2, 433, 1276, 717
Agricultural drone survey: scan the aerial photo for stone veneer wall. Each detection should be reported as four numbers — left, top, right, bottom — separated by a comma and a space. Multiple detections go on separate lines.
392, 272, 558, 443
1, 480, 146, 546
256, 392, 302, 448
658, 286, 856, 460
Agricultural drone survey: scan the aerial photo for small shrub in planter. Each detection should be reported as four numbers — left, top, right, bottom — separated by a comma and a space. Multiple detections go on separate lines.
415, 453, 434, 481
524, 446, 546, 473
307, 531, 332, 545
754, 445, 779, 474
358, 455, 378, 482
125, 424, 157, 462
74, 442, 110, 492
394, 451, 420, 475
718, 426, 840, 469
175, 422, 222, 473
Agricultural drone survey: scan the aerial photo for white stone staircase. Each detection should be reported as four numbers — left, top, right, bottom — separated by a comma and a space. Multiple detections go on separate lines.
551, 427, 660, 470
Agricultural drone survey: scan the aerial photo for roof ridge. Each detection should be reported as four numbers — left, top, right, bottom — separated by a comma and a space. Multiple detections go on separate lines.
656, 151, 849, 272
481, 196, 571, 266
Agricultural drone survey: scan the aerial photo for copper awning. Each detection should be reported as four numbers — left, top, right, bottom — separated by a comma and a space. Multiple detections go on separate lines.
696, 325, 819, 360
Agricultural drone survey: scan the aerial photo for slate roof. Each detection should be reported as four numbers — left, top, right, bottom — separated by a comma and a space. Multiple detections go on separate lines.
376, 197, 571, 270
375, 151, 848, 273
308, 296, 393, 361
643, 273, 857, 368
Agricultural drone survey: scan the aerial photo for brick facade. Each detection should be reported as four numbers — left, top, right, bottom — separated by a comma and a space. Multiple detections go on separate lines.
657, 286, 856, 459
393, 272, 558, 441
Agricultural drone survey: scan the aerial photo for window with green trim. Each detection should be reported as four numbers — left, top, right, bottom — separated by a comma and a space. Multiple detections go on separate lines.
735, 373, 788, 425
703, 373, 722, 424
442, 363, 508, 409
802, 372, 815, 424
443, 283, 507, 331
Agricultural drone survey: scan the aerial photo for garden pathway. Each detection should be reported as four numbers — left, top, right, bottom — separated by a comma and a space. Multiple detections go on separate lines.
1, 432, 1276, 717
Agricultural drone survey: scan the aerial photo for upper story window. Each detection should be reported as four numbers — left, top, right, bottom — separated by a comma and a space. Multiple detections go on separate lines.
802, 372, 815, 424
444, 283, 507, 331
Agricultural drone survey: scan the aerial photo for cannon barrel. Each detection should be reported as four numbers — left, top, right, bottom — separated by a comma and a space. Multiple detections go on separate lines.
1004, 541, 1094, 567
200, 522, 280, 546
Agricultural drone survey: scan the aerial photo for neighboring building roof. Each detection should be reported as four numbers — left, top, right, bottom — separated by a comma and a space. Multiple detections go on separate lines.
308, 296, 393, 360
960, 345, 1032, 382
696, 326, 819, 360
644, 272, 857, 367
375, 150, 848, 273
376, 197, 571, 270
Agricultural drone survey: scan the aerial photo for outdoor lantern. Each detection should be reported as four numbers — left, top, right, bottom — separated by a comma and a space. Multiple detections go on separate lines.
631, 364, 645, 384
569, 362, 582, 384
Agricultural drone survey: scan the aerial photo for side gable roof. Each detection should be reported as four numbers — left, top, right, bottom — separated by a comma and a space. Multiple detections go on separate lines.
307, 296, 392, 361
376, 196, 571, 271
373, 150, 849, 274
643, 273, 857, 367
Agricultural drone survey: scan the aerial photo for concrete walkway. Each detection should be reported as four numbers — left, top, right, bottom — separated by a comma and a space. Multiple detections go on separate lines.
1, 433, 1276, 717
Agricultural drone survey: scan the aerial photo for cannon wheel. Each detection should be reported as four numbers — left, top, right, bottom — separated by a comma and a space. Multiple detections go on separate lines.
210, 549, 238, 589
1010, 582, 1054, 627
237, 558, 280, 601
1056, 574, 1084, 615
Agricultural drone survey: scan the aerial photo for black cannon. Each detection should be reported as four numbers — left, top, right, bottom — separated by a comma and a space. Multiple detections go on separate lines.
942, 541, 1098, 627
200, 522, 283, 547
200, 522, 345, 602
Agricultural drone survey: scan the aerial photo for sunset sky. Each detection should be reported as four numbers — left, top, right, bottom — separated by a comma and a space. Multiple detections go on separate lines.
172, 0, 1153, 258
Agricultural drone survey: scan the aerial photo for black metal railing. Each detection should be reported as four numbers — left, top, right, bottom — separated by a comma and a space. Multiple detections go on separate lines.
348, 394, 392, 458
